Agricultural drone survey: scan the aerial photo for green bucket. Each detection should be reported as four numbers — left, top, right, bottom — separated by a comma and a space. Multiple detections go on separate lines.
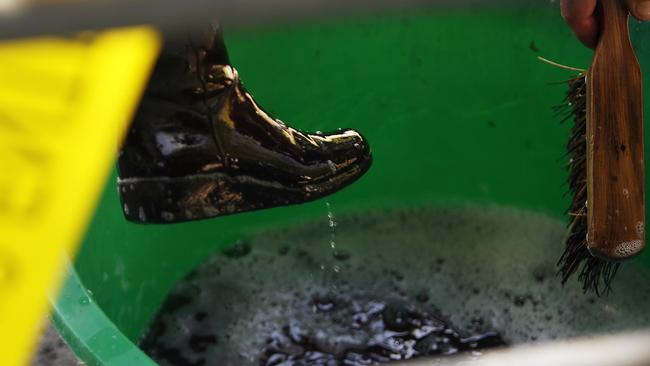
51, 3, 650, 365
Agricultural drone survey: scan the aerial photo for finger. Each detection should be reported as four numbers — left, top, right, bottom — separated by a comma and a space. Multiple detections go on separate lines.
626, 0, 650, 21
561, 0, 599, 48
561, 0, 598, 21
571, 15, 600, 48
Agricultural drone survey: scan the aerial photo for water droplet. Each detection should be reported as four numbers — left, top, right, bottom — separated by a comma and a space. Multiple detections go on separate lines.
325, 202, 339, 267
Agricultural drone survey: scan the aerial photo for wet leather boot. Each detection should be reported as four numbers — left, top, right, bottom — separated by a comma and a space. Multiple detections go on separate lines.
117, 27, 372, 224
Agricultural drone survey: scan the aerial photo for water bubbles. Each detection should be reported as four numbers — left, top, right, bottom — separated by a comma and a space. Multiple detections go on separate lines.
513, 296, 526, 307
286, 324, 308, 343
139, 206, 650, 366
222, 241, 251, 259
415, 292, 429, 303
278, 246, 290, 256
313, 297, 336, 312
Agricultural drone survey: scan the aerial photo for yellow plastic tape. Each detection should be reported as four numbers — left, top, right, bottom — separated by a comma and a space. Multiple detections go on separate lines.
0, 27, 160, 365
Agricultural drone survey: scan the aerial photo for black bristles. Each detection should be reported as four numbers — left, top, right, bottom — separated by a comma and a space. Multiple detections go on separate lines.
557, 75, 620, 296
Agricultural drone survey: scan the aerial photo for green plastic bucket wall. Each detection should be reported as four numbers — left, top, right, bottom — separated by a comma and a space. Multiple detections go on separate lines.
52, 3, 650, 365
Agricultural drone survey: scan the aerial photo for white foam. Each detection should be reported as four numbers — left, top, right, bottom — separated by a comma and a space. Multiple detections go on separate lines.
144, 206, 650, 365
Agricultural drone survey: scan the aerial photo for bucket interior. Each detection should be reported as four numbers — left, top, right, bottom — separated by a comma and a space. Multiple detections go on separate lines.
56, 2, 650, 365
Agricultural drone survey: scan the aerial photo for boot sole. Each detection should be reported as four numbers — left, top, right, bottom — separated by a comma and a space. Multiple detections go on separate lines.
118, 158, 371, 224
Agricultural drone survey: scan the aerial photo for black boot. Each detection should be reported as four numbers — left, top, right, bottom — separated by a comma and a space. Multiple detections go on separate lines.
117, 26, 372, 224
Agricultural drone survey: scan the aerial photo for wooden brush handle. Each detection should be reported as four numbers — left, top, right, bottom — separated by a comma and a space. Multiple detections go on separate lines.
587, 0, 645, 260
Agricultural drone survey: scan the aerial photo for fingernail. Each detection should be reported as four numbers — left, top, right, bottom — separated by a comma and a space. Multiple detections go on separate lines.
635, 1, 650, 21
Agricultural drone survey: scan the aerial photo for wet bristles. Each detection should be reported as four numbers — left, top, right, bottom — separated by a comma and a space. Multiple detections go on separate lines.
557, 74, 620, 296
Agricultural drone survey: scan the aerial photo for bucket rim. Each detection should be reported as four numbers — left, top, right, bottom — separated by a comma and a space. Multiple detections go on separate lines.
50, 261, 157, 366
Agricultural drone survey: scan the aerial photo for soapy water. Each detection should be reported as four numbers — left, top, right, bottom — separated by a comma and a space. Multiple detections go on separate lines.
139, 206, 650, 366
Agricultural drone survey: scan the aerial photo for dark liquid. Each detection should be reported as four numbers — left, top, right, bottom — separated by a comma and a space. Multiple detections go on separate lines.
259, 297, 504, 365
141, 290, 504, 366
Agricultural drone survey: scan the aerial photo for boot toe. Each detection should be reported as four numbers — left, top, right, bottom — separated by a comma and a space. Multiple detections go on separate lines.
320, 129, 371, 171
300, 129, 372, 198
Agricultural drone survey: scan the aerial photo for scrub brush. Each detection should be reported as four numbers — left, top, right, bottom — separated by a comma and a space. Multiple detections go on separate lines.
552, 0, 645, 294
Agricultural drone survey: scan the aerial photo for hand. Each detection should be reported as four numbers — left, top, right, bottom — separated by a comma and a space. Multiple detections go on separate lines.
561, 0, 650, 48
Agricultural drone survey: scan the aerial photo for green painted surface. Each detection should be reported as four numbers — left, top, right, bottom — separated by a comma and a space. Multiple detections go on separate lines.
54, 4, 650, 365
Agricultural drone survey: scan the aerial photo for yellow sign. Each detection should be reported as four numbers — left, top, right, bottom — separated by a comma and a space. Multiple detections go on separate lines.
0, 27, 160, 365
